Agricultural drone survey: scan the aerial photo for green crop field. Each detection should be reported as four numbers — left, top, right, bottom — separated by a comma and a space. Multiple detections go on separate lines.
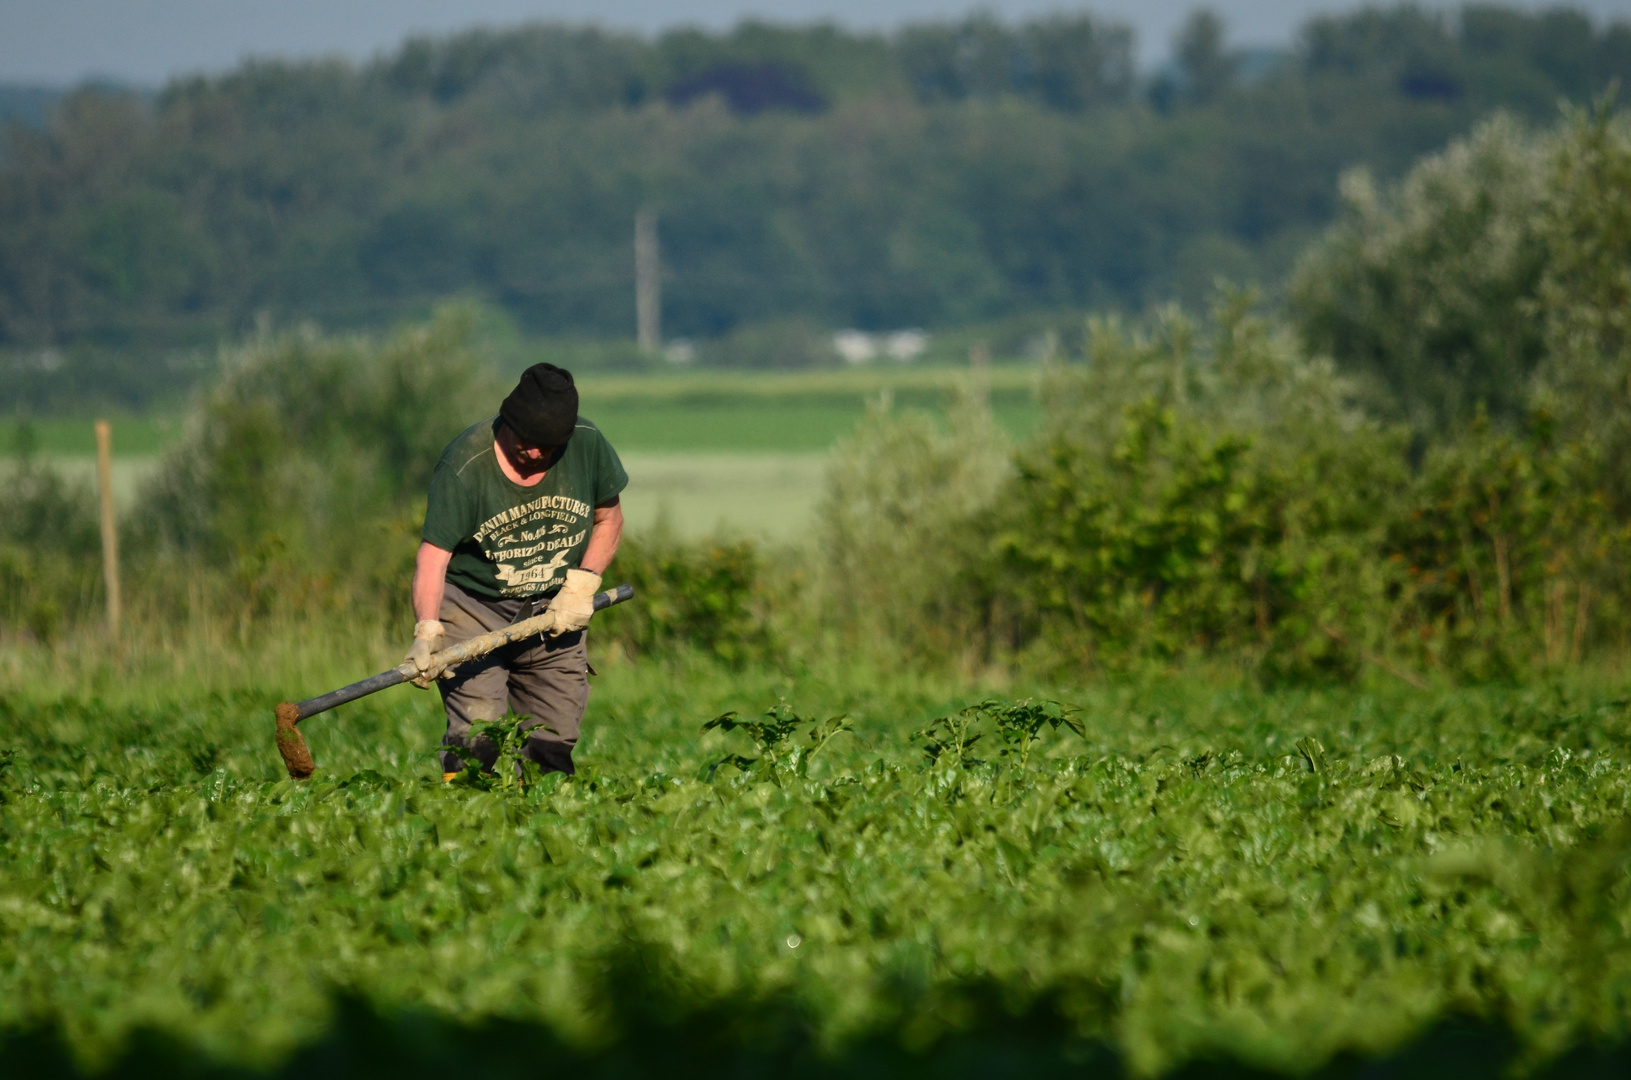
4, 635, 1631, 1077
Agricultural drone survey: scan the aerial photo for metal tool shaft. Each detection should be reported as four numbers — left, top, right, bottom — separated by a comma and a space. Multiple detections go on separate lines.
292, 584, 634, 721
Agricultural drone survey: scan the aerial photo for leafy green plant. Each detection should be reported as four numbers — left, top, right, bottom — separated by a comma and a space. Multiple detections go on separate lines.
443, 713, 547, 792
915, 699, 1083, 799
699, 703, 853, 783
6, 663, 1631, 1076
914, 707, 985, 772
981, 698, 1084, 769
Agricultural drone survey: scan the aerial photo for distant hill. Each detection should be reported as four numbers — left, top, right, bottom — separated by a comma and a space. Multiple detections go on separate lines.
1, 5, 1628, 410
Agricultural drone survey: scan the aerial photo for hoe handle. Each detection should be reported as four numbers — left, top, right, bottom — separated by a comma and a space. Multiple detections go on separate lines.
291, 584, 634, 722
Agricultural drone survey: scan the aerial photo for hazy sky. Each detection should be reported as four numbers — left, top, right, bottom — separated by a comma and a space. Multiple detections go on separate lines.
2, 0, 1628, 86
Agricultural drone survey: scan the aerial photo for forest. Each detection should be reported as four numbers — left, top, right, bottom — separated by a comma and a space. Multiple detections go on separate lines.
2, 4, 1630, 410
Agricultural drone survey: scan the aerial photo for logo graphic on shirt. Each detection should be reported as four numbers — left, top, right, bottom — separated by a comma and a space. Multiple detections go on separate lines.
478, 494, 590, 595
493, 549, 573, 589
474, 494, 591, 544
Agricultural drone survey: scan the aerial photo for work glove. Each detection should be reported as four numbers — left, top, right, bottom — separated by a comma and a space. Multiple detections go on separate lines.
403, 619, 445, 689
545, 569, 601, 636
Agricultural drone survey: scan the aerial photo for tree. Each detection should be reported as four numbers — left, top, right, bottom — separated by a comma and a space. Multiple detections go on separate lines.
1177, 10, 1237, 105
1290, 115, 1551, 431
1531, 97, 1631, 512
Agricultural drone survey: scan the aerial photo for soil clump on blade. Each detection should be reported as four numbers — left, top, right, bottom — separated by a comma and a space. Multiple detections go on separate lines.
275, 702, 315, 779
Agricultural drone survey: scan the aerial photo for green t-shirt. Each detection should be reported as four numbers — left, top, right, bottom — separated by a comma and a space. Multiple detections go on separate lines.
422, 415, 628, 600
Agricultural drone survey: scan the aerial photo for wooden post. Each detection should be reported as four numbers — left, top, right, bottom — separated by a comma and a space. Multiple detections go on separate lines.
94, 419, 121, 637
635, 208, 660, 352
969, 341, 991, 405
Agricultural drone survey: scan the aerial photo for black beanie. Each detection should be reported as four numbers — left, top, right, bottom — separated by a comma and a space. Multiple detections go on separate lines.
500, 363, 578, 447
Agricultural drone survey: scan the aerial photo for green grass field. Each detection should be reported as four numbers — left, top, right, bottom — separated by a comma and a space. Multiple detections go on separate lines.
589, 399, 1036, 453
4, 367, 1040, 540
3, 633, 1631, 1076
0, 415, 181, 457
617, 453, 828, 540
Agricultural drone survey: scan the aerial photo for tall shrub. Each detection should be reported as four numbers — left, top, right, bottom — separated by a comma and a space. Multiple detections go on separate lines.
988, 297, 1404, 679
0, 437, 102, 641
1290, 114, 1551, 431
1531, 98, 1631, 515
1385, 413, 1628, 679
140, 306, 500, 615
817, 383, 1008, 661
599, 531, 778, 665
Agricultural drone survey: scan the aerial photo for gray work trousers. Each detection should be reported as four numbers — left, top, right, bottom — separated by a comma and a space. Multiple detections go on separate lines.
437, 580, 590, 776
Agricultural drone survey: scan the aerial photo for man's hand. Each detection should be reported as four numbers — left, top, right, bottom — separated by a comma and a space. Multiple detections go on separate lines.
545, 569, 601, 635
403, 619, 445, 689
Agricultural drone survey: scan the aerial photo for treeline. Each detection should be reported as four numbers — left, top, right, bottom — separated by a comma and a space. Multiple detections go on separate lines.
3, 5, 1630, 409
4, 104, 1629, 683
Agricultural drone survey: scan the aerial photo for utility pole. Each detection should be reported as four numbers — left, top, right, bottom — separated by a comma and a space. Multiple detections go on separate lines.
94, 419, 121, 638
635, 208, 660, 352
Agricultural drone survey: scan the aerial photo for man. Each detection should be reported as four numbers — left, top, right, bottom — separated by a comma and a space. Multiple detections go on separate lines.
406, 362, 626, 779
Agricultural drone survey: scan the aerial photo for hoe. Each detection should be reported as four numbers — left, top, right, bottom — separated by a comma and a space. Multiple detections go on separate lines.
275, 584, 634, 779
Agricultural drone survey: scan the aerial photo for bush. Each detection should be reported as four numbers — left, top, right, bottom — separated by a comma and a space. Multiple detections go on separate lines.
985, 298, 1402, 680
1385, 413, 1629, 679
598, 531, 777, 665
817, 382, 1008, 661
816, 288, 1631, 683
139, 305, 500, 618
994, 403, 1347, 675
0, 435, 103, 642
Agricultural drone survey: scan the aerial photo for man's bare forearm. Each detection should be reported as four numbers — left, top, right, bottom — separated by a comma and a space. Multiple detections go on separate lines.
581, 499, 624, 576
413, 542, 453, 623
